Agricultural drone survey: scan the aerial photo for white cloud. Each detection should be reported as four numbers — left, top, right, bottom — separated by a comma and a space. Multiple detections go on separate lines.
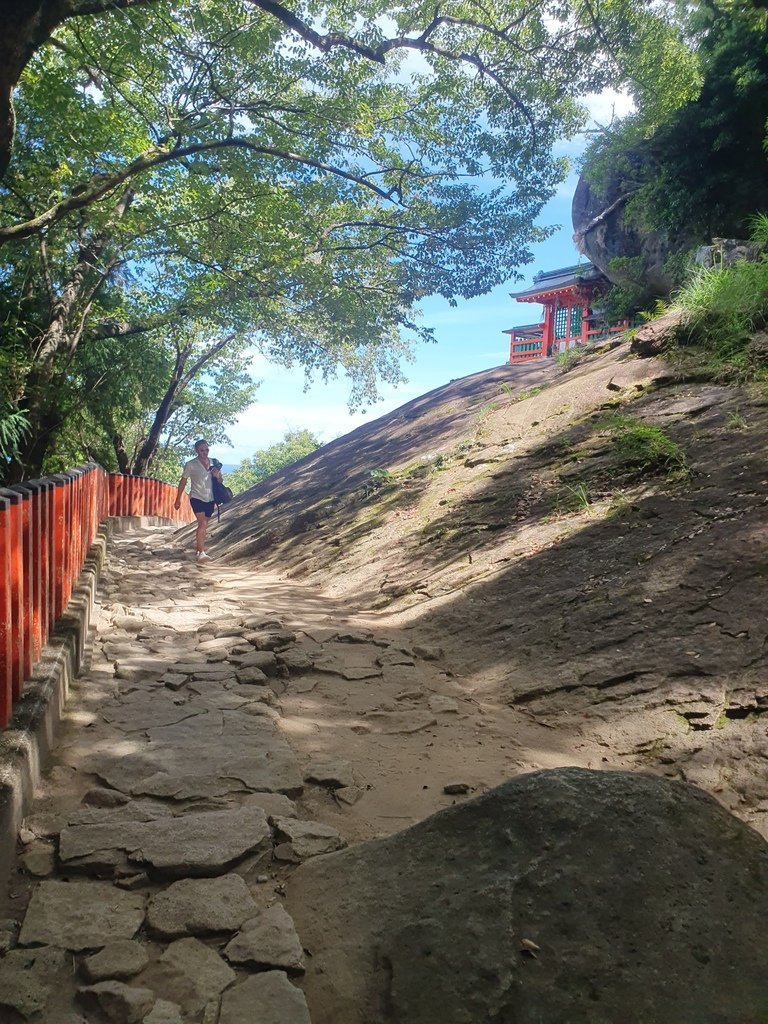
583, 88, 635, 129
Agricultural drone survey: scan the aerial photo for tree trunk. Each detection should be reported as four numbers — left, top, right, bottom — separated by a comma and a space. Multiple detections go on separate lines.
131, 351, 186, 476
131, 333, 235, 475
112, 432, 130, 474
0, 1, 70, 178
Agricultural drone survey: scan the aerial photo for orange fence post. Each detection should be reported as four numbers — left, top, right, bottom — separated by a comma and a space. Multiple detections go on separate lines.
0, 493, 14, 727
107, 474, 116, 517
15, 481, 43, 663
121, 474, 130, 517
24, 481, 45, 663
63, 473, 75, 612
74, 470, 83, 575
131, 475, 142, 517
41, 479, 54, 640
91, 466, 99, 543
70, 471, 79, 591
95, 467, 103, 523
8, 485, 33, 680
51, 476, 68, 620
0, 488, 24, 703
83, 467, 93, 553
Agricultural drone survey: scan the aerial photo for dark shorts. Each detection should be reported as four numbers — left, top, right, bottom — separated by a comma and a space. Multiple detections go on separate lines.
190, 498, 216, 519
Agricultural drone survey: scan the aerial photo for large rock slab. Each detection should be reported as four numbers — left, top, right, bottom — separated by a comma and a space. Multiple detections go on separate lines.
219, 972, 311, 1024
134, 937, 236, 1017
101, 691, 202, 731
89, 709, 302, 799
59, 805, 271, 877
0, 946, 69, 1019
224, 904, 305, 973
77, 980, 155, 1023
313, 642, 383, 680
146, 874, 258, 939
288, 769, 768, 1024
160, 937, 236, 998
81, 940, 151, 982
19, 882, 145, 951
144, 1000, 184, 1024
272, 817, 345, 860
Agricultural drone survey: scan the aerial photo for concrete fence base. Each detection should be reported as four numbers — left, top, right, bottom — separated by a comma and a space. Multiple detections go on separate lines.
0, 525, 109, 899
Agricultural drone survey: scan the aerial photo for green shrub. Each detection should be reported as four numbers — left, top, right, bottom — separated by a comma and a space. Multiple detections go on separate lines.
364, 467, 394, 497
0, 401, 30, 463
518, 385, 548, 399
554, 346, 588, 372
558, 481, 592, 513
747, 212, 768, 249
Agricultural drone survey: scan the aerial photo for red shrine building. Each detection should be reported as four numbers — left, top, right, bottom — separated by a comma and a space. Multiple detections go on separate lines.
504, 262, 628, 364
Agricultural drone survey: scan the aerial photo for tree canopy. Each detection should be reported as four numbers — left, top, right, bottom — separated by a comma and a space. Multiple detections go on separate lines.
227, 428, 322, 494
0, 0, 700, 482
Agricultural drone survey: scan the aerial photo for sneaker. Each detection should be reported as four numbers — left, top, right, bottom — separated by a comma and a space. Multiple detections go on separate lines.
196, 551, 212, 561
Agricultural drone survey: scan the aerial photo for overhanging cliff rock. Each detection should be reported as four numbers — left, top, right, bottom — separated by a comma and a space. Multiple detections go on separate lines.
572, 158, 695, 298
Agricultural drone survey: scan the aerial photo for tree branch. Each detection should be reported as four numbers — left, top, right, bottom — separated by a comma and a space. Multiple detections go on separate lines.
178, 333, 238, 392
244, 0, 535, 129
0, 137, 399, 245
89, 311, 179, 340
243, 0, 387, 62
66, 0, 155, 16
573, 189, 638, 248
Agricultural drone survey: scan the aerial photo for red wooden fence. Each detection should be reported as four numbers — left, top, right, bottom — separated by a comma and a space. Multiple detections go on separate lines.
0, 463, 195, 727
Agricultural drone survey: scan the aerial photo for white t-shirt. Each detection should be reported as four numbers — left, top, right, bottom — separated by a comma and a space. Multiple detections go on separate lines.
182, 457, 213, 502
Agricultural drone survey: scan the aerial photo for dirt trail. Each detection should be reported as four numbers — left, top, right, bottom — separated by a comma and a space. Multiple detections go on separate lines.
2, 525, 596, 1022
207, 341, 768, 842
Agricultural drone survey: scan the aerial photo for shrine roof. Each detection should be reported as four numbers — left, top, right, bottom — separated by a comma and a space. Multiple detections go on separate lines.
501, 323, 543, 336
510, 262, 605, 301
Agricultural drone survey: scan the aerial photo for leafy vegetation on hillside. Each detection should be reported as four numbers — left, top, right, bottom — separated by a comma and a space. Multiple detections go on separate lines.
626, 215, 768, 383
592, 3, 768, 231
227, 429, 321, 495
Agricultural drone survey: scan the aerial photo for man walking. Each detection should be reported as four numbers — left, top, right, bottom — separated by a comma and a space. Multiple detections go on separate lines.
174, 438, 222, 562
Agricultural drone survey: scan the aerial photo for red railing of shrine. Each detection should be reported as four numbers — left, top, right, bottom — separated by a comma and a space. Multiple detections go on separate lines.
507, 320, 631, 364
509, 338, 545, 363
0, 464, 195, 727
585, 320, 630, 341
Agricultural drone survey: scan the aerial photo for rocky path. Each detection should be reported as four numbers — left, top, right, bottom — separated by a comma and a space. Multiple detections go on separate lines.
0, 524, 462, 1024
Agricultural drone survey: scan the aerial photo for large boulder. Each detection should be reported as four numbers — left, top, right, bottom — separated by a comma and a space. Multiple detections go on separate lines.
288, 768, 768, 1024
572, 159, 695, 298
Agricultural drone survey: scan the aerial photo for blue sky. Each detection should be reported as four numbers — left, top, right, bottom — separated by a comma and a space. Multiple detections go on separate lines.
218, 89, 631, 466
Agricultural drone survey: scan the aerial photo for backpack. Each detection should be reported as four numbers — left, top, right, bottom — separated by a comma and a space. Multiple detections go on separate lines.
211, 474, 233, 506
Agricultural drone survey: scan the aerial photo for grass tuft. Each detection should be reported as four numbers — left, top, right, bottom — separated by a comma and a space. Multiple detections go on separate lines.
602, 414, 687, 478
670, 255, 768, 382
